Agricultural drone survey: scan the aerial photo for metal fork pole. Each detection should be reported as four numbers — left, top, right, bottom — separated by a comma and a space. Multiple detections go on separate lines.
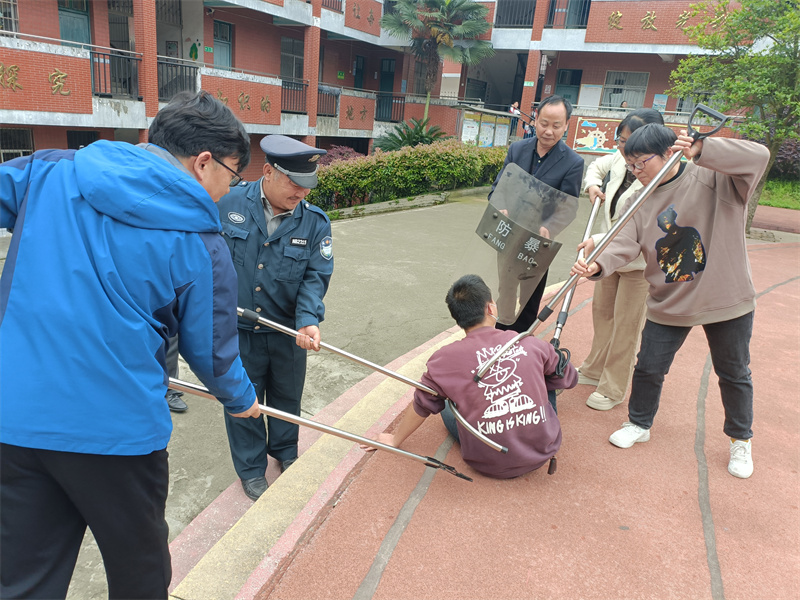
167, 377, 472, 480
551, 196, 603, 344
236, 309, 507, 454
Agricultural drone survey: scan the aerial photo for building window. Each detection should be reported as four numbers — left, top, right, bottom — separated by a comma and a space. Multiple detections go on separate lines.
601, 71, 648, 108
58, 0, 89, 9
67, 130, 99, 149
213, 21, 233, 69
0, 128, 34, 163
281, 37, 304, 80
0, 0, 19, 32
413, 61, 427, 95
155, 0, 181, 26
58, 0, 91, 46
107, 0, 132, 16
465, 78, 488, 102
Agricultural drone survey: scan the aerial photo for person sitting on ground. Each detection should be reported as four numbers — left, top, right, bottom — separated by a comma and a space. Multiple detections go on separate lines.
577, 108, 664, 412
570, 123, 770, 479
372, 274, 577, 479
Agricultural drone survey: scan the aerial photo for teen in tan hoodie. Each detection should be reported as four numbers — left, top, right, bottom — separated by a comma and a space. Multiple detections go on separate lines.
572, 123, 770, 479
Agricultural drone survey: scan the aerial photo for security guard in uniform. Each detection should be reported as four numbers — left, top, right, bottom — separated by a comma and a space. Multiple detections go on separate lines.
217, 135, 332, 501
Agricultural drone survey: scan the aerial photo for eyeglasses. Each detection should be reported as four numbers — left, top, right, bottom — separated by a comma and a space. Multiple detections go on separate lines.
615, 136, 627, 147
212, 156, 243, 187
626, 154, 657, 172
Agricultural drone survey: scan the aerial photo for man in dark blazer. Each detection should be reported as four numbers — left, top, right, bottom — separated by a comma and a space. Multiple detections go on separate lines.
488, 95, 584, 333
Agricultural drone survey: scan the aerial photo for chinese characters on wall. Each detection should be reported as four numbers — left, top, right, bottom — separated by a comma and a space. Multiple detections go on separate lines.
608, 6, 728, 31
0, 64, 74, 95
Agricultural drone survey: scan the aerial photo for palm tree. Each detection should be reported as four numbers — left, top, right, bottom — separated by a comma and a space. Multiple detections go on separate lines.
381, 0, 495, 121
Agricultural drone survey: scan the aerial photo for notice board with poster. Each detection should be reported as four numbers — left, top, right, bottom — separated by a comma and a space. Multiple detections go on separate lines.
479, 121, 496, 147
462, 111, 481, 144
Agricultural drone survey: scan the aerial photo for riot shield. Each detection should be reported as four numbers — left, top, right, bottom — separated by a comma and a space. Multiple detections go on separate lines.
460, 162, 580, 325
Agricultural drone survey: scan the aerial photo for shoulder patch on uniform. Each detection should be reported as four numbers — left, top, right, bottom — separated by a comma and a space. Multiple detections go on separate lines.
228, 212, 246, 224
320, 236, 333, 260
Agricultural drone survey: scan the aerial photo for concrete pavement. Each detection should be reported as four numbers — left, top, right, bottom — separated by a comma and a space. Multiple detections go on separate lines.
170, 235, 800, 600
164, 203, 800, 600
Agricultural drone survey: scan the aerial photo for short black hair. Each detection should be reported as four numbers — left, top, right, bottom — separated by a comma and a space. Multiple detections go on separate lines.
537, 95, 573, 121
623, 123, 677, 159
445, 275, 493, 330
148, 90, 251, 170
617, 108, 664, 138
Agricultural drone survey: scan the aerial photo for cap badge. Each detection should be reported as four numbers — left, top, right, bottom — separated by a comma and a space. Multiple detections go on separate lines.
309, 155, 320, 163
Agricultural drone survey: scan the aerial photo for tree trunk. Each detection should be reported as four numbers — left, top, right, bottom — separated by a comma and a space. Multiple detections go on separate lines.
423, 91, 431, 121
745, 146, 778, 235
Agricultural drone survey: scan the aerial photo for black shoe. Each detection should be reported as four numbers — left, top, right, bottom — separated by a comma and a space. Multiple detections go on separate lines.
241, 476, 268, 501
279, 457, 297, 473
166, 392, 188, 413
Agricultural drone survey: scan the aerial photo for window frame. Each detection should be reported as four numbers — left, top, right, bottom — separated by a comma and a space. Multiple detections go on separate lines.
0, 0, 20, 33
601, 70, 649, 109
0, 128, 34, 163
280, 36, 305, 80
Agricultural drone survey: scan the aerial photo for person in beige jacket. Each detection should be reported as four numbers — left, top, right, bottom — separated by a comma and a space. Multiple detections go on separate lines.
572, 124, 769, 479
578, 109, 664, 411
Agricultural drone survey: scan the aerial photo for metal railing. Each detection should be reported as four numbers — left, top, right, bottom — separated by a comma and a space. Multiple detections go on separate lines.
375, 93, 405, 122
90, 50, 140, 99
322, 0, 343, 11
545, 0, 591, 28
317, 88, 338, 116
282, 79, 308, 114
495, 0, 537, 29
157, 58, 199, 102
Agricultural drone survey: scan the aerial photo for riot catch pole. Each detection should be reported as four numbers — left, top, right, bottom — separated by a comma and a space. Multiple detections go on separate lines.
236, 308, 508, 454
168, 377, 473, 481
474, 104, 730, 382
550, 195, 602, 351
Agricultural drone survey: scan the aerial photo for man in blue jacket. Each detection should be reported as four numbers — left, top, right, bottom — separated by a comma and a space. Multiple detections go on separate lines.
0, 91, 260, 599
217, 135, 332, 501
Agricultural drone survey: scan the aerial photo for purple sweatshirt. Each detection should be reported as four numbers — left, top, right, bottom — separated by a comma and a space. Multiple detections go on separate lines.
413, 326, 577, 479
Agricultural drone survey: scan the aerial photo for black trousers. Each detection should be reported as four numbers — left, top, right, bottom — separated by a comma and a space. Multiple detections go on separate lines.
224, 330, 306, 479
0, 444, 171, 600
496, 270, 548, 334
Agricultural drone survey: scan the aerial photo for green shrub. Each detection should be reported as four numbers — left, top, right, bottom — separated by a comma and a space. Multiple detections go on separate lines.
307, 141, 508, 210
373, 118, 448, 151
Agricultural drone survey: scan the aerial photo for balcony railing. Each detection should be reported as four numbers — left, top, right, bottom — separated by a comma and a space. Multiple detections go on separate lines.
375, 93, 405, 122
495, 0, 537, 29
322, 0, 343, 11
545, 0, 591, 28
90, 50, 140, 99
317, 87, 339, 117
282, 79, 308, 114
157, 58, 199, 102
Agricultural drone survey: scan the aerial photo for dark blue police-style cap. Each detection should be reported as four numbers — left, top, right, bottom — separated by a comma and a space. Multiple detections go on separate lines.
260, 134, 327, 189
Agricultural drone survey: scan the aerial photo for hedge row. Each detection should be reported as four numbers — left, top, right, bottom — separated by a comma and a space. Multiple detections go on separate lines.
306, 140, 508, 211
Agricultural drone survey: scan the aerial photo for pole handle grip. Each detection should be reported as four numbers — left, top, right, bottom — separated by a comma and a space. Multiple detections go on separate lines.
686, 103, 729, 141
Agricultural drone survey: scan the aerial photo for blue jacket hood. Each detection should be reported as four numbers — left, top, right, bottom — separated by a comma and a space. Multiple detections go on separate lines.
73, 140, 222, 233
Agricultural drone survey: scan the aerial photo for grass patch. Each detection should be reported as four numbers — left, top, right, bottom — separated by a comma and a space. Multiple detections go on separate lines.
760, 180, 800, 210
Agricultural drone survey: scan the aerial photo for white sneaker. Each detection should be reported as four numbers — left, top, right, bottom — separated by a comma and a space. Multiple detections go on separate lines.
586, 392, 623, 411
609, 422, 650, 448
728, 439, 753, 479
577, 369, 599, 386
